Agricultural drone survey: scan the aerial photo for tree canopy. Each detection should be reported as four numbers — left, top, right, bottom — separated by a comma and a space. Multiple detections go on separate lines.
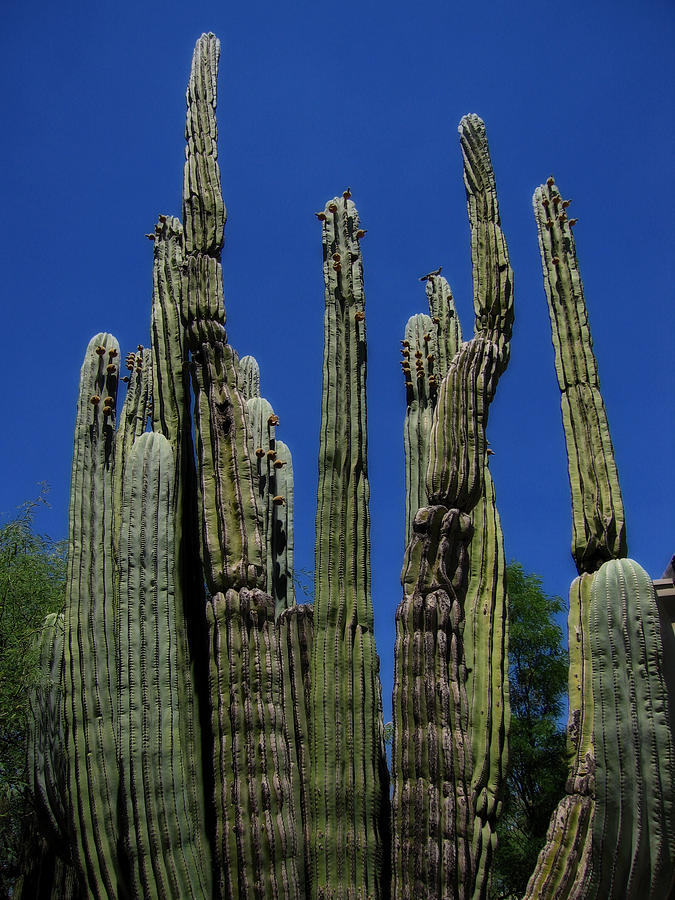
490, 562, 569, 899
0, 490, 66, 897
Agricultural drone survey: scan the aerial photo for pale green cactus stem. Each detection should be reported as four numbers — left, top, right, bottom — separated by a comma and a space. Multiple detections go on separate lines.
402, 312, 437, 545
393, 114, 513, 900
63, 333, 121, 898
526, 179, 674, 899
181, 33, 264, 594
117, 431, 211, 898
246, 393, 295, 615
533, 179, 626, 573
402, 274, 462, 546
27, 613, 68, 857
425, 274, 462, 379
149, 212, 212, 877
310, 191, 390, 898
278, 603, 314, 897
112, 345, 152, 563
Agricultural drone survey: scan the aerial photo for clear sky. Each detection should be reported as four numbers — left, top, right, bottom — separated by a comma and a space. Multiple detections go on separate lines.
1, 0, 673, 723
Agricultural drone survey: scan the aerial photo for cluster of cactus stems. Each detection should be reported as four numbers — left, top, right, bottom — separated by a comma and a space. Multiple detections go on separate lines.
18, 32, 675, 900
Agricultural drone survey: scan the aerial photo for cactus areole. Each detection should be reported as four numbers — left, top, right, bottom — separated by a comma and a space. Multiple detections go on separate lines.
18, 32, 674, 900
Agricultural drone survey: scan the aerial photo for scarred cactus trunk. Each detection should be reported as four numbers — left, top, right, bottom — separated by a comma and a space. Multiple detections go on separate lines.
392, 114, 513, 900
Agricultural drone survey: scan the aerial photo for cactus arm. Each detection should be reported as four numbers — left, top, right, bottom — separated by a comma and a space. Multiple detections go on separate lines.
183, 33, 226, 259
181, 33, 264, 594
402, 313, 437, 545
117, 431, 211, 898
426, 273, 462, 378
272, 438, 295, 612
523, 573, 596, 899
63, 333, 121, 898
112, 346, 152, 562
150, 215, 187, 447
244, 392, 295, 616
533, 180, 626, 572
461, 116, 514, 354
310, 193, 389, 897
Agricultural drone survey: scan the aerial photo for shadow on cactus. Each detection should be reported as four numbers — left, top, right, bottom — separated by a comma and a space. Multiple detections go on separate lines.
18, 32, 674, 900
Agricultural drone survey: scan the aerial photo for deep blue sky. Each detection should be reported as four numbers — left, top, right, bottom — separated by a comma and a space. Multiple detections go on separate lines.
2, 1, 673, 722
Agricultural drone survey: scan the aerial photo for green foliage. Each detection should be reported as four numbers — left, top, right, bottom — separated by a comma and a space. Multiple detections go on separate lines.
490, 563, 569, 899
0, 488, 66, 897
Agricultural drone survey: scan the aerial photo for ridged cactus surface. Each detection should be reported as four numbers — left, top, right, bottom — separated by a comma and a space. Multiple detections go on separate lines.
402, 312, 437, 545
246, 392, 295, 616
63, 333, 121, 899
533, 179, 626, 573
526, 179, 674, 899
310, 191, 390, 899
117, 431, 211, 898
181, 34, 264, 595
588, 558, 675, 898
393, 113, 513, 900
20, 31, 675, 900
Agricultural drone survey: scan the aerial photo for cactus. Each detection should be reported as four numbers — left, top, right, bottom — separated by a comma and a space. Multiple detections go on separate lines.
524, 179, 675, 899
245, 388, 295, 617
62, 332, 121, 897
20, 33, 675, 900
392, 114, 513, 900
310, 191, 390, 898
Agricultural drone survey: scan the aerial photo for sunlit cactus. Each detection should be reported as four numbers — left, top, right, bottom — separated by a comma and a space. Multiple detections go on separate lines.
524, 178, 675, 899
18, 33, 674, 900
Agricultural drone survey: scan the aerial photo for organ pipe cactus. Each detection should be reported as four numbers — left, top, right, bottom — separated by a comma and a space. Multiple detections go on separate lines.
20, 33, 675, 900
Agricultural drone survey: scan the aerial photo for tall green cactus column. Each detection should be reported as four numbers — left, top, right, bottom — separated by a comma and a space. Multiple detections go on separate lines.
62, 333, 121, 899
117, 432, 211, 898
149, 212, 212, 873
310, 192, 390, 899
181, 34, 301, 899
401, 311, 439, 545
525, 179, 675, 899
392, 115, 513, 900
